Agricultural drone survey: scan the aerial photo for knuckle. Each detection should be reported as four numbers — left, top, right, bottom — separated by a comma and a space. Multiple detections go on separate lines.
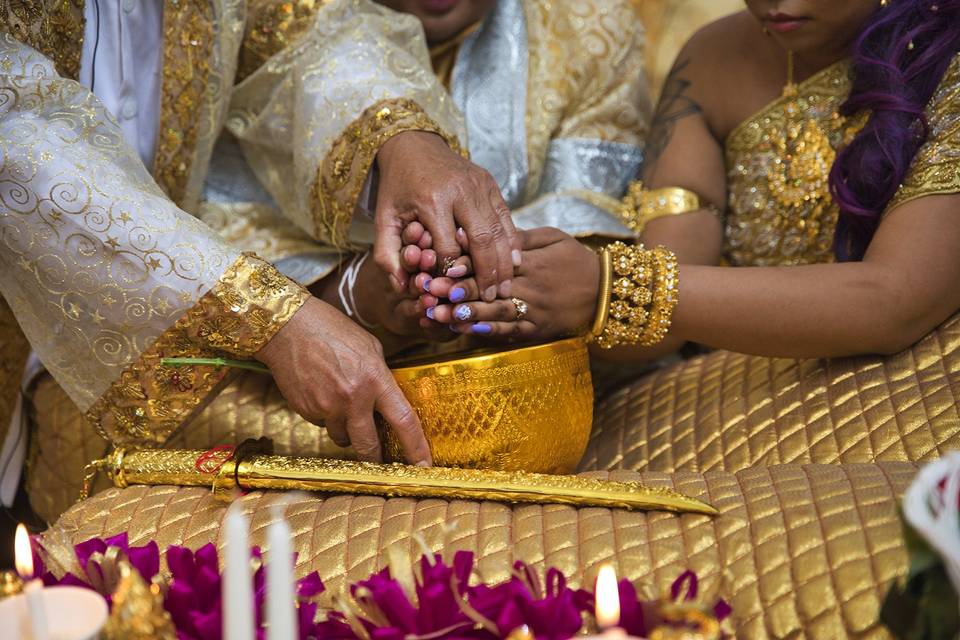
470, 228, 495, 249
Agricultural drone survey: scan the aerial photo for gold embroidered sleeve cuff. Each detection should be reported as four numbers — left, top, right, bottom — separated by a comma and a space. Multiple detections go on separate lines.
619, 181, 719, 234
84, 254, 309, 448
313, 97, 467, 249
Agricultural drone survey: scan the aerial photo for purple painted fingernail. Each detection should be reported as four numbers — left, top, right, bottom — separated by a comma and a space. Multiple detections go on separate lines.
426, 307, 435, 320
447, 265, 468, 278
423, 278, 432, 293
455, 305, 472, 321
450, 287, 466, 302
472, 323, 492, 334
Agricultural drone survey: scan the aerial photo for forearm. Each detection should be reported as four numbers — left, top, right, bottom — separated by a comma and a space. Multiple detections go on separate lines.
673, 261, 931, 358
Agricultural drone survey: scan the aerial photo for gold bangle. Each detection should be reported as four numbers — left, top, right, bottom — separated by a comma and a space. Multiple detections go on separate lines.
587, 248, 613, 342
640, 247, 679, 346
594, 242, 679, 349
619, 181, 716, 234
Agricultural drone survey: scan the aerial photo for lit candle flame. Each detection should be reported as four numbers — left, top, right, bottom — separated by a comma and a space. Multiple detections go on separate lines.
14, 523, 34, 579
595, 563, 620, 629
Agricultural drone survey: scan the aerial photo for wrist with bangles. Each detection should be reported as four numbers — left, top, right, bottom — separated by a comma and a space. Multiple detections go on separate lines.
586, 241, 679, 349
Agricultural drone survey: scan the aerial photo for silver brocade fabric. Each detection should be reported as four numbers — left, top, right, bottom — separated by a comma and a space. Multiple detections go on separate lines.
451, 0, 529, 207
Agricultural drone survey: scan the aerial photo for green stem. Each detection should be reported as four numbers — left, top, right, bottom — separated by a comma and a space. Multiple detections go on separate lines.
161, 357, 270, 374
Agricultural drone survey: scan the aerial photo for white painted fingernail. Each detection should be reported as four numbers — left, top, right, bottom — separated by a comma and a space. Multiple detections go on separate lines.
512, 250, 522, 267
483, 285, 496, 302
416, 460, 431, 467
447, 265, 468, 278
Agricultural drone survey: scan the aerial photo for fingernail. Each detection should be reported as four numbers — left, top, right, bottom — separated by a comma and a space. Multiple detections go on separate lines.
423, 278, 432, 292
447, 265, 468, 278
483, 285, 496, 302
499, 279, 512, 298
450, 287, 466, 302
455, 305, 472, 321
472, 323, 492, 334
426, 307, 435, 320
512, 249, 522, 266
416, 460, 431, 468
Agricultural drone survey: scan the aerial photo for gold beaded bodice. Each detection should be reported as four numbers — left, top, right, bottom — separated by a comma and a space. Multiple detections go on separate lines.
723, 61, 865, 267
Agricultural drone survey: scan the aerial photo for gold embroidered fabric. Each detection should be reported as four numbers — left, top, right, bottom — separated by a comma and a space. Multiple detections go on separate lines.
151, 0, 216, 206
84, 253, 308, 448
0, 35, 238, 411
46, 462, 915, 638
237, 0, 330, 82
0, 297, 29, 447
153, 0, 244, 211
0, 0, 84, 80
886, 54, 960, 212
315, 97, 466, 248
522, 0, 649, 204
228, 0, 467, 248
724, 61, 866, 267
583, 313, 960, 475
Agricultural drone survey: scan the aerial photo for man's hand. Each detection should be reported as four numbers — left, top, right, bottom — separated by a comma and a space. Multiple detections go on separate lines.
254, 297, 431, 465
374, 131, 520, 303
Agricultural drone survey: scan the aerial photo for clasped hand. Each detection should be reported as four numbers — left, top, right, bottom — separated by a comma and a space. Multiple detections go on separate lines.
404, 225, 601, 340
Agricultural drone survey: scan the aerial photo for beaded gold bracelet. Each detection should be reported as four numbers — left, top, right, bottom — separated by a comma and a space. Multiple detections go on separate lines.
592, 242, 679, 349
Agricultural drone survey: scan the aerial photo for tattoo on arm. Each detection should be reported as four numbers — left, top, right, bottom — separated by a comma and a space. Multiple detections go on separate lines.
641, 58, 703, 181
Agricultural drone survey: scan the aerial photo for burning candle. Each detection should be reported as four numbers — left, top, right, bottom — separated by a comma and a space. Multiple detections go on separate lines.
223, 503, 256, 640
265, 510, 297, 640
0, 524, 107, 640
15, 524, 49, 640
595, 564, 626, 639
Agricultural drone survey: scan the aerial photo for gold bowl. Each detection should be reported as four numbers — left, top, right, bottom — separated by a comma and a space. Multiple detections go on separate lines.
382, 337, 593, 474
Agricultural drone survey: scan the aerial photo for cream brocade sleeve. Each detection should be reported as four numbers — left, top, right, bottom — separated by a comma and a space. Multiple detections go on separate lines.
0, 35, 308, 448
512, 0, 649, 237
227, 0, 467, 250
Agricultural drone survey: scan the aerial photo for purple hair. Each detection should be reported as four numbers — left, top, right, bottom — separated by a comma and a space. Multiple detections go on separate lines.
829, 0, 960, 261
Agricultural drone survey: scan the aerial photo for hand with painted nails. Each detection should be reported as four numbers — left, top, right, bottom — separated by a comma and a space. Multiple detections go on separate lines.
373, 130, 521, 302
409, 227, 601, 341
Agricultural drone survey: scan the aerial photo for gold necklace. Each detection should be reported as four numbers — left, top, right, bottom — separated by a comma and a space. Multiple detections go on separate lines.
766, 51, 839, 232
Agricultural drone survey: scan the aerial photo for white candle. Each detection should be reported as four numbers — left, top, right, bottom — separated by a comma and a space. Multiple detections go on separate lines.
15, 524, 48, 640
265, 509, 297, 640
223, 503, 255, 640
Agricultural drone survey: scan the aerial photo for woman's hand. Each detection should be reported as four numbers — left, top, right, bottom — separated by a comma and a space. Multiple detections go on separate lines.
422, 227, 600, 340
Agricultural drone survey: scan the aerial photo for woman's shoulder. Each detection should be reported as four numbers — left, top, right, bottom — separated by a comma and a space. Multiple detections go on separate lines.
665, 11, 785, 138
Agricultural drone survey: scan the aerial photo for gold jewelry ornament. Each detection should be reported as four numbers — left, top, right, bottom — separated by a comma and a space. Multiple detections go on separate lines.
595, 242, 679, 349
619, 181, 715, 234
511, 297, 529, 321
880, 0, 888, 7
441, 256, 457, 275
587, 248, 613, 342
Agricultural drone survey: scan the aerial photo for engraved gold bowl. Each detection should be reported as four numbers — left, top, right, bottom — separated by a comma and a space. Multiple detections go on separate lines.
382, 337, 593, 474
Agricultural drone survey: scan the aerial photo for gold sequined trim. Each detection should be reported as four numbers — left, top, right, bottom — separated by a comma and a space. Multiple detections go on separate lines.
237, 0, 326, 82
84, 254, 309, 448
0, 0, 85, 80
886, 54, 960, 212
313, 97, 467, 249
151, 0, 216, 205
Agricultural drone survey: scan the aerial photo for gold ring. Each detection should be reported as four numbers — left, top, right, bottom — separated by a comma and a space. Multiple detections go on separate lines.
511, 297, 529, 321
441, 256, 457, 275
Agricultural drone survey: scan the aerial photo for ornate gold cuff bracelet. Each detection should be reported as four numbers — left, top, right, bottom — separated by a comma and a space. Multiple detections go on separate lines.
619, 181, 718, 234
592, 242, 679, 349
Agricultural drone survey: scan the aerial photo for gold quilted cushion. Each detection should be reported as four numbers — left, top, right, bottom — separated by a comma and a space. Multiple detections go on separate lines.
582, 313, 960, 474
26, 371, 351, 523
46, 463, 913, 639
